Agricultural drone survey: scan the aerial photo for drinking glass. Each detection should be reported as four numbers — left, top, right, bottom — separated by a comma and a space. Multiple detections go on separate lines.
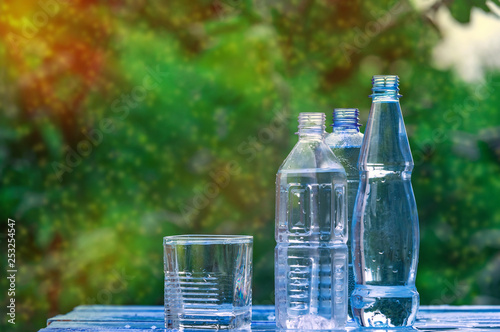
164, 235, 253, 330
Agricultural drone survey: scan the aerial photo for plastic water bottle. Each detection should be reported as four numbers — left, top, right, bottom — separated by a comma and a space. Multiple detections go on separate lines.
351, 76, 420, 327
275, 112, 348, 330
325, 108, 364, 319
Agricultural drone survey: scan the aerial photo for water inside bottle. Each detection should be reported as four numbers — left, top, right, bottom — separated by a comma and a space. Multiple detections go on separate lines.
275, 244, 347, 329
276, 169, 346, 243
351, 285, 419, 327
329, 145, 361, 317
275, 168, 347, 329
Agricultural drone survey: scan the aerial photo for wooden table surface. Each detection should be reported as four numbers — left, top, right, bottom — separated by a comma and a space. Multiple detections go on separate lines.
39, 305, 500, 331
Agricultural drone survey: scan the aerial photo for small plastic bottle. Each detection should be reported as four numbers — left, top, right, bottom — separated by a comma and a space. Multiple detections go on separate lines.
275, 112, 348, 330
325, 108, 364, 319
351, 76, 420, 327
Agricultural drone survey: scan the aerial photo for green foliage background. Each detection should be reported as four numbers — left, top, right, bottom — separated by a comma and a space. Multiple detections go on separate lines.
1, 0, 500, 330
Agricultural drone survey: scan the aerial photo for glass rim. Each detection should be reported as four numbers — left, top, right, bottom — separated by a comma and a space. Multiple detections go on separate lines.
164, 234, 253, 245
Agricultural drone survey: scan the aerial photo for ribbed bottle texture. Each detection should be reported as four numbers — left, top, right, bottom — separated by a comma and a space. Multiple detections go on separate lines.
275, 113, 348, 329
325, 108, 364, 319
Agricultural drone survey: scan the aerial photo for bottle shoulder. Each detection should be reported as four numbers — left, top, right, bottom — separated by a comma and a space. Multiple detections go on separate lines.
325, 132, 364, 148
279, 139, 346, 174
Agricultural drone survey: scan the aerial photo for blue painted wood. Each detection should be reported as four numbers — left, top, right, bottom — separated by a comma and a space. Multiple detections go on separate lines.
39, 305, 500, 331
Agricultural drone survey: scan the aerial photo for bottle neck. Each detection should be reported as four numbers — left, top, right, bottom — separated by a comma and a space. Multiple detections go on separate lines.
297, 112, 325, 140
370, 75, 401, 102
332, 108, 361, 133
359, 75, 413, 169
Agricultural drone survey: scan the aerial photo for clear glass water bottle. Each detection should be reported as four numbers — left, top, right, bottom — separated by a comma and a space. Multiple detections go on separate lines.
325, 108, 364, 319
351, 76, 420, 327
275, 112, 348, 330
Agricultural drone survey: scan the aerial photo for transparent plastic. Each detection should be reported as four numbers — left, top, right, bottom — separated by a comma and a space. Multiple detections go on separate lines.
325, 108, 364, 319
275, 113, 348, 330
351, 76, 420, 327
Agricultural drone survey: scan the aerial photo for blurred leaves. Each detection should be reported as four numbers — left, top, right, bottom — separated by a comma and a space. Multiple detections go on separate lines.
0, 0, 500, 331
447, 0, 499, 23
